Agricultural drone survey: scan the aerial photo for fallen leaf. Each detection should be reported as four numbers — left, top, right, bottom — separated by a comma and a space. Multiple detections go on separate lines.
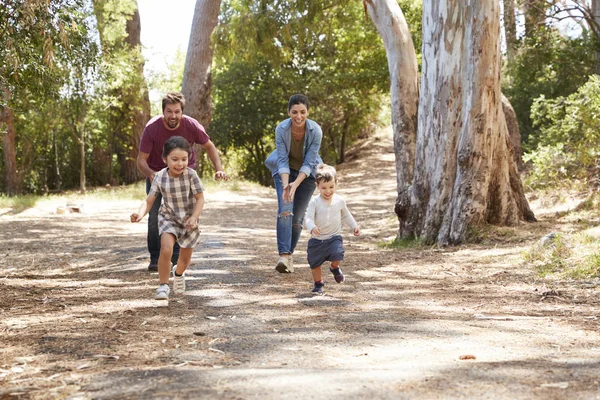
459, 355, 476, 360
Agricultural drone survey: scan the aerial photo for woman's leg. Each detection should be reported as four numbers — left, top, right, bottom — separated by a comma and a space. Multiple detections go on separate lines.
274, 173, 293, 255
290, 176, 316, 253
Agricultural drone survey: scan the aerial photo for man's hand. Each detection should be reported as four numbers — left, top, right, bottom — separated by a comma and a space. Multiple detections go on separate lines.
130, 213, 143, 223
214, 170, 229, 181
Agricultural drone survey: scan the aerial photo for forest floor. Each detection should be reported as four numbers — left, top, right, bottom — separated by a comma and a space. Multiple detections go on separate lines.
1, 127, 600, 400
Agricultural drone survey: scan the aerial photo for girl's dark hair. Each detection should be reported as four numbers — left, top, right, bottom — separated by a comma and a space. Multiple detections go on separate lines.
315, 164, 337, 184
162, 91, 186, 112
163, 136, 191, 158
288, 94, 309, 111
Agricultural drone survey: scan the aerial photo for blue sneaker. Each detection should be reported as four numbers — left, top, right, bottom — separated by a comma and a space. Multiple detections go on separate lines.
330, 266, 345, 283
311, 282, 324, 296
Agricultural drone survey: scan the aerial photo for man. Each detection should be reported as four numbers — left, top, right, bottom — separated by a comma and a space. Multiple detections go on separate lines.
137, 92, 228, 271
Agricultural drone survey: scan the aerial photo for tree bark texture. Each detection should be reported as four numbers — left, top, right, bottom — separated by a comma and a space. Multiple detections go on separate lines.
0, 88, 19, 195
501, 94, 523, 170
364, 0, 419, 238
410, 1, 534, 245
181, 0, 222, 127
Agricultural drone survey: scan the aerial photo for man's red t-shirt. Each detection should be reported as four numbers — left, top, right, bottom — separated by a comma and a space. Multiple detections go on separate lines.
139, 115, 210, 172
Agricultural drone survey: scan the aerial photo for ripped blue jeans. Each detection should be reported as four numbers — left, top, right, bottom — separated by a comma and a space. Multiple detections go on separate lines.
274, 170, 316, 255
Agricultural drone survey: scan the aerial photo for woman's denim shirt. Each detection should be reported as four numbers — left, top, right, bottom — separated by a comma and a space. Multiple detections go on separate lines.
265, 118, 323, 179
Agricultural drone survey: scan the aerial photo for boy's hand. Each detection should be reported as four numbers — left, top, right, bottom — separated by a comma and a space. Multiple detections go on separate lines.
185, 216, 198, 230
130, 213, 142, 223
311, 227, 321, 236
353, 226, 360, 236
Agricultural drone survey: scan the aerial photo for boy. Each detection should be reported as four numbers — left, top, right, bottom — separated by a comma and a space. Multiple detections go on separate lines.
304, 164, 360, 295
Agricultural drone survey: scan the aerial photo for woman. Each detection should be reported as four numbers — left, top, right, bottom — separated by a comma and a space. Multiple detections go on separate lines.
265, 94, 323, 273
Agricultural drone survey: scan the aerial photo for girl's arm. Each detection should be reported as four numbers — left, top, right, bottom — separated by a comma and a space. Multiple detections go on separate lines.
185, 192, 205, 230
130, 194, 157, 222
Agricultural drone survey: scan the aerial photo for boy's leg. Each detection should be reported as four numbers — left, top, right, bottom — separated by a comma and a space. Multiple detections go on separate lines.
311, 265, 323, 283
329, 237, 345, 283
158, 233, 176, 284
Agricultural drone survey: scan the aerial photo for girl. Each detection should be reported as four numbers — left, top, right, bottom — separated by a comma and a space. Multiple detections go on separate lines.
131, 136, 205, 300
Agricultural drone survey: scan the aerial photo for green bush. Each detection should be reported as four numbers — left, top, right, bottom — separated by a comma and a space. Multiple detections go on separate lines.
524, 75, 600, 189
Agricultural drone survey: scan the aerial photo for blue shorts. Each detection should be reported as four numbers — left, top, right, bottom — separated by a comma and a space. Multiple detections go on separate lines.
307, 235, 344, 269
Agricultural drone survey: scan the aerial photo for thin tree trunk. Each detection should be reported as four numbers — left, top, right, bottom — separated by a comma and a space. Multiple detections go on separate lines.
181, 0, 222, 127
364, 0, 419, 239
339, 115, 349, 164
123, 4, 150, 183
592, 0, 600, 74
80, 138, 86, 192
411, 0, 534, 245
503, 0, 518, 61
0, 88, 20, 195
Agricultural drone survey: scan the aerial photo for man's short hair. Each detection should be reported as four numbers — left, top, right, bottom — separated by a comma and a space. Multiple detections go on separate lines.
162, 92, 186, 112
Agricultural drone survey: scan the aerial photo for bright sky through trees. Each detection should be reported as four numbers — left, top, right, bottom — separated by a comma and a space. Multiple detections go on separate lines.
138, 0, 195, 77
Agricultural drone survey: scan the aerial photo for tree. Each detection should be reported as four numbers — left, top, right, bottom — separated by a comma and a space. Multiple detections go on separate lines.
93, 0, 150, 185
367, 0, 535, 245
503, 0, 518, 61
363, 0, 419, 238
0, 0, 97, 195
181, 0, 222, 127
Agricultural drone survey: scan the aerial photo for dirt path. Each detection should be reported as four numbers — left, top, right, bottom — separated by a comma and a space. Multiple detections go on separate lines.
1, 128, 600, 399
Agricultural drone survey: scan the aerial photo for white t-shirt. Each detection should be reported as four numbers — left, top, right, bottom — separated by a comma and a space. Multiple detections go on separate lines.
304, 193, 358, 240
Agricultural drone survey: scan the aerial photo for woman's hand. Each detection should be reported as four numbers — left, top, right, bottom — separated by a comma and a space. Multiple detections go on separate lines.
214, 170, 229, 181
285, 181, 299, 203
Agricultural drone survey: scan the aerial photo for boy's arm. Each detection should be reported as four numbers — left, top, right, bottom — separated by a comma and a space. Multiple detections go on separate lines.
340, 199, 359, 235
304, 198, 319, 235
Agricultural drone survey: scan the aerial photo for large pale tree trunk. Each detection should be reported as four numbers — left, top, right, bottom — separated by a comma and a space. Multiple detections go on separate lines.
0, 88, 19, 195
181, 0, 222, 127
408, 0, 535, 245
364, 0, 419, 238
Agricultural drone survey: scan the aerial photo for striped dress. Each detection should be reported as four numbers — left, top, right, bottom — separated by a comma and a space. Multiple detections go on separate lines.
149, 167, 204, 248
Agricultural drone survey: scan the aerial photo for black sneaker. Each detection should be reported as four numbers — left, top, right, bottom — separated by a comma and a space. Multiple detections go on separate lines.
148, 262, 158, 272
311, 282, 324, 296
330, 266, 345, 283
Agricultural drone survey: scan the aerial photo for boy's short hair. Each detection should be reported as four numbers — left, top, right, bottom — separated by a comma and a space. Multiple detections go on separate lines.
315, 164, 337, 184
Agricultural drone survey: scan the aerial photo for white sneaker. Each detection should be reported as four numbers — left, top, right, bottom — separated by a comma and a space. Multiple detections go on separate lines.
172, 265, 186, 294
155, 284, 170, 300
275, 255, 293, 273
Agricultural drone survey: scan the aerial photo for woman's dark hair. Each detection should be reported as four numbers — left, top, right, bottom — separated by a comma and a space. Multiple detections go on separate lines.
162, 136, 191, 158
288, 94, 309, 111
162, 91, 186, 112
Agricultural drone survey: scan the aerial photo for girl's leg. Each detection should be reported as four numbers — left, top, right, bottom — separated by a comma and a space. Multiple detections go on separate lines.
290, 176, 316, 253
158, 233, 176, 284
274, 173, 293, 255
175, 248, 193, 275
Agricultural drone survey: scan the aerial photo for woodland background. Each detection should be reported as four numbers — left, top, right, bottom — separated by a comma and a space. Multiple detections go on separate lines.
1, 0, 599, 202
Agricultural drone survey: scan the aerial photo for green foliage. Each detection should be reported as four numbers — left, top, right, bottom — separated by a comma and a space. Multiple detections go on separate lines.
522, 232, 600, 279
524, 75, 600, 189
503, 29, 597, 149
211, 0, 400, 184
147, 49, 186, 116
